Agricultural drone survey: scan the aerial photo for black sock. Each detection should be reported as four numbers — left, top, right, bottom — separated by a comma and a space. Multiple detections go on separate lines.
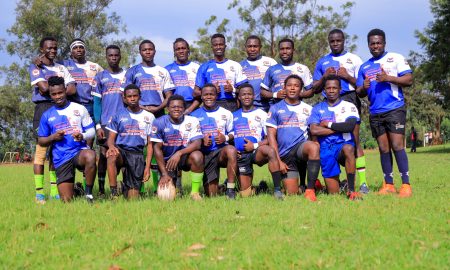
85, 185, 93, 195
307, 160, 321, 189
110, 186, 118, 196
271, 171, 282, 191
347, 173, 356, 192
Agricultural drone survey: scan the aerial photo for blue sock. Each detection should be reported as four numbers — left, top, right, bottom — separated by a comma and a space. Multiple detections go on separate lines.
394, 149, 410, 184
380, 152, 394, 184
85, 185, 93, 195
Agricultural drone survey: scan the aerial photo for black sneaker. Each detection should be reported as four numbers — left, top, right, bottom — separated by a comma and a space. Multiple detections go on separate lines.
255, 180, 269, 195
74, 182, 85, 197
226, 188, 236, 199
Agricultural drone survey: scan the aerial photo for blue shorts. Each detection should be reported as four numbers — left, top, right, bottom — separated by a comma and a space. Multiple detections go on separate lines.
320, 142, 354, 178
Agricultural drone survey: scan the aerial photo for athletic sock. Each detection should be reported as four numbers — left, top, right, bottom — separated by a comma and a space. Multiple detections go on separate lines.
34, 174, 44, 196
49, 171, 58, 197
85, 184, 93, 195
271, 171, 282, 191
356, 156, 367, 185
394, 149, 410, 184
190, 172, 203, 194
307, 160, 321, 189
98, 176, 105, 193
151, 157, 160, 193
380, 152, 394, 184
347, 173, 356, 192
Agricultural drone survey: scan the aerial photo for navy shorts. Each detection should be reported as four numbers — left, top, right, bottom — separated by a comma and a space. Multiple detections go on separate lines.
369, 106, 406, 138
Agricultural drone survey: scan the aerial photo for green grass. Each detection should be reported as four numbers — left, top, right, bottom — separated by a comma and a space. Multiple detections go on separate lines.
0, 145, 449, 269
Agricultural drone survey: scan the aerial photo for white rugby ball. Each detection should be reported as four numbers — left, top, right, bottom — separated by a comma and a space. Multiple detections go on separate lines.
157, 181, 177, 201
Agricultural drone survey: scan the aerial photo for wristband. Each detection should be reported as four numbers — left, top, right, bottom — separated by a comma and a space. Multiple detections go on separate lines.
253, 143, 259, 149
327, 122, 333, 129
96, 124, 102, 130
225, 135, 230, 142
273, 92, 277, 98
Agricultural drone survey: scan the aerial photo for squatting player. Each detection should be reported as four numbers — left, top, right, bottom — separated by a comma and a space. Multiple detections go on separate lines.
356, 28, 413, 197
266, 75, 321, 201
309, 75, 362, 200
151, 95, 204, 201
37, 76, 96, 203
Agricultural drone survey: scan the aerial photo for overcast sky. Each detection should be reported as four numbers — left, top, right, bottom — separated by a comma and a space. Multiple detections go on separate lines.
0, 0, 433, 70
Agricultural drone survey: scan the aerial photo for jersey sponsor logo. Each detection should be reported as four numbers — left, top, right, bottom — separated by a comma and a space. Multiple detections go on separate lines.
207, 68, 214, 72
387, 57, 394, 63
119, 117, 129, 123
346, 58, 353, 64
158, 71, 165, 78
101, 78, 109, 83
255, 116, 261, 122
234, 117, 239, 121
185, 123, 192, 131
351, 107, 356, 112
151, 126, 158, 134
221, 115, 227, 120
267, 112, 272, 118
144, 116, 151, 123
59, 66, 65, 72
198, 117, 204, 121
229, 66, 235, 72
170, 69, 176, 73
323, 61, 330, 65
303, 108, 310, 115
277, 109, 285, 114
164, 127, 171, 132
395, 123, 405, 129
90, 64, 97, 71
73, 110, 80, 116
274, 70, 281, 74
319, 110, 325, 114
48, 116, 56, 122
192, 68, 197, 74
135, 72, 142, 77
341, 107, 345, 113
362, 64, 370, 70
32, 69, 40, 76
263, 61, 270, 66
297, 66, 303, 72
67, 66, 75, 71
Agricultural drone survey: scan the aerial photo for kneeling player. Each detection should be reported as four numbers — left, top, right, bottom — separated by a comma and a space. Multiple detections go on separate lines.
106, 84, 155, 199
232, 83, 284, 199
37, 76, 96, 203
309, 75, 362, 200
151, 95, 204, 200
266, 75, 321, 201
191, 83, 238, 199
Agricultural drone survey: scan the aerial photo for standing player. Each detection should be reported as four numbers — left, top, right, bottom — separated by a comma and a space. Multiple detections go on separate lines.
356, 29, 413, 197
232, 83, 284, 199
240, 35, 277, 112
191, 84, 238, 198
260, 38, 314, 104
92, 45, 126, 196
106, 84, 155, 199
151, 95, 204, 200
266, 75, 321, 201
309, 75, 362, 200
123, 40, 175, 118
194, 33, 248, 112
29, 37, 76, 203
37, 76, 96, 203
312, 29, 368, 194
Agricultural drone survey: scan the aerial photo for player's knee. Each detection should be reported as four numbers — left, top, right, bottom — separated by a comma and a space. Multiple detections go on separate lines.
225, 146, 237, 161
343, 144, 355, 157
307, 142, 320, 159
189, 151, 204, 169
84, 150, 96, 165
34, 145, 47, 165
265, 146, 277, 160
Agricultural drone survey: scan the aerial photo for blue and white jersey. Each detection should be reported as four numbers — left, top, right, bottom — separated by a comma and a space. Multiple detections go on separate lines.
29, 63, 75, 103
150, 115, 203, 160
231, 108, 267, 152
106, 108, 155, 152
356, 52, 412, 115
38, 102, 94, 168
165, 61, 200, 102
63, 59, 103, 103
92, 69, 127, 125
261, 63, 313, 94
308, 100, 360, 147
190, 106, 234, 153
240, 56, 277, 107
195, 59, 248, 100
266, 100, 312, 157
313, 51, 362, 95
122, 64, 175, 106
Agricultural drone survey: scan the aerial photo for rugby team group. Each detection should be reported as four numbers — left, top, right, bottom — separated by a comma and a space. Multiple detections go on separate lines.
30, 28, 414, 203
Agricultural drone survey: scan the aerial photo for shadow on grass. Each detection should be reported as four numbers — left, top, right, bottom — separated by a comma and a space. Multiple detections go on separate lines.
412, 145, 450, 155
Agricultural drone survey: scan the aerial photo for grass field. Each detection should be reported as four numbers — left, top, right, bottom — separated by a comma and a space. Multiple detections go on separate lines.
0, 145, 449, 269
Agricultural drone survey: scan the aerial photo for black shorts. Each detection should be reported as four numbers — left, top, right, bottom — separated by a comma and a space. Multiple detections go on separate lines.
55, 151, 84, 184
118, 148, 145, 192
217, 99, 238, 112
96, 124, 110, 147
340, 91, 361, 115
280, 141, 307, 178
33, 102, 54, 138
166, 153, 190, 180
369, 106, 406, 138
203, 149, 222, 184
237, 151, 257, 176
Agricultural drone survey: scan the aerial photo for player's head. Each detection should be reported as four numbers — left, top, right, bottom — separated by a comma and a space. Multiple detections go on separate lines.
323, 74, 341, 102
39, 36, 58, 60
237, 83, 255, 108
123, 84, 141, 108
278, 38, 295, 63
328, 29, 345, 55
106, 45, 121, 68
139, 40, 156, 62
48, 76, 67, 106
367, 28, 386, 58
211, 33, 226, 58
284, 74, 303, 101
201, 83, 218, 109
167, 94, 186, 120
245, 35, 262, 60
70, 38, 86, 61
173, 38, 190, 63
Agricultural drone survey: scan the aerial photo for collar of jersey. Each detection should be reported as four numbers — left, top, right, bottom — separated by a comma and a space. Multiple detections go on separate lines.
126, 107, 143, 114
202, 106, 220, 112
283, 99, 301, 107
330, 50, 347, 57
327, 98, 342, 107
241, 107, 257, 113
247, 55, 262, 62
371, 51, 388, 61
213, 59, 228, 64
281, 62, 296, 67
175, 61, 191, 66
56, 101, 71, 110
169, 115, 185, 125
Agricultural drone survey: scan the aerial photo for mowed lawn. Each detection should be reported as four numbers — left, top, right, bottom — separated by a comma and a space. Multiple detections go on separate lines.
0, 145, 448, 269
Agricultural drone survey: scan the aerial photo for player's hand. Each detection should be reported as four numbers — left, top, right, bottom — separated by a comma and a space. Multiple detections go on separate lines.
203, 133, 212, 146
324, 67, 337, 76
96, 128, 105, 139
376, 68, 389, 83
279, 160, 289, 175
33, 54, 45, 68
51, 130, 65, 141
337, 65, 350, 80
72, 131, 83, 141
320, 121, 330, 128
141, 105, 159, 114
363, 76, 371, 90
106, 146, 120, 158
214, 81, 221, 93
215, 132, 226, 144
158, 174, 172, 188
166, 152, 181, 172
224, 80, 234, 93
143, 169, 151, 182
275, 89, 287, 99
243, 138, 255, 152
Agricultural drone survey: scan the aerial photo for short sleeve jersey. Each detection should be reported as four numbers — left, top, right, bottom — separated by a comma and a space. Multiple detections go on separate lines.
165, 61, 200, 102
195, 59, 248, 101
190, 106, 234, 153
150, 115, 203, 160
92, 69, 127, 125
266, 100, 312, 157
261, 63, 313, 94
231, 108, 267, 152
63, 59, 103, 103
240, 56, 277, 107
313, 51, 363, 95
29, 63, 75, 103
37, 102, 94, 168
122, 64, 175, 106
106, 108, 155, 152
308, 100, 360, 147
356, 52, 412, 115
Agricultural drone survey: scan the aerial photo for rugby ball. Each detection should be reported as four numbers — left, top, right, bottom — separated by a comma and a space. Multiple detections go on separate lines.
157, 181, 176, 201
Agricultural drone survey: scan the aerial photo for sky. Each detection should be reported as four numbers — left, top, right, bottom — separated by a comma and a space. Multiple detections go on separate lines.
0, 0, 433, 70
